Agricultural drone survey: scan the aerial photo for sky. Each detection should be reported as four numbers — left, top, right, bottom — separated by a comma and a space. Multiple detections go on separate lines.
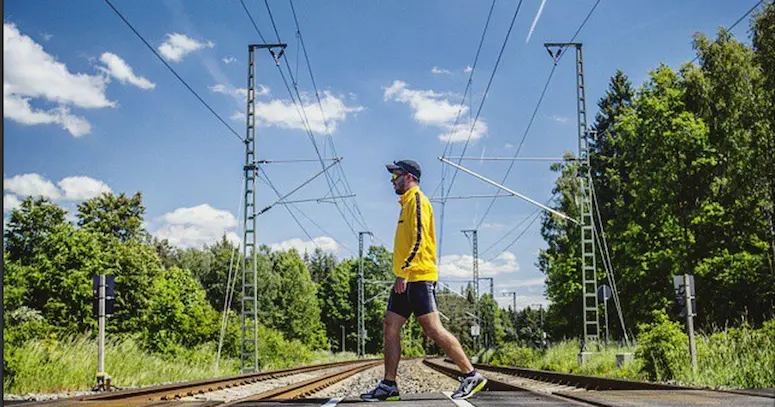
3, 0, 764, 310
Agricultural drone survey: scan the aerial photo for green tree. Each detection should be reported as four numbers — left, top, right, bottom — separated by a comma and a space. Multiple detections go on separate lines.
538, 156, 582, 339
77, 192, 145, 242
4, 197, 67, 264
360, 245, 395, 354
319, 259, 355, 351
174, 236, 241, 312
143, 266, 220, 353
305, 248, 337, 285
753, 3, 775, 314
258, 248, 326, 349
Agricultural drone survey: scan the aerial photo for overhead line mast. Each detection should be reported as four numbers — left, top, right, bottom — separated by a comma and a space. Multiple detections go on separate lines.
545, 42, 599, 347
241, 43, 286, 374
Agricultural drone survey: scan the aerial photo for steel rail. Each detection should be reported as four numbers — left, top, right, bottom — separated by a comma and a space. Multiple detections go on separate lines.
17, 359, 376, 406
422, 358, 526, 392
443, 359, 774, 399
467, 361, 685, 391
221, 360, 383, 405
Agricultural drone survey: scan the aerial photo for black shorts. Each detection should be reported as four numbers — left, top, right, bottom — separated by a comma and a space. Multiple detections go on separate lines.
387, 281, 438, 319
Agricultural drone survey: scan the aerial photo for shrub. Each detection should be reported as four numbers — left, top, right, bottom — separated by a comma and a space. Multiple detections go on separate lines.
635, 310, 689, 381
491, 343, 538, 367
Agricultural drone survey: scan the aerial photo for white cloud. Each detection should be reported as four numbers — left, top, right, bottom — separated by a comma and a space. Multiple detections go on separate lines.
549, 114, 568, 123
98, 52, 155, 90
231, 111, 246, 121
526, 0, 548, 43
438, 119, 488, 143
57, 176, 112, 200
152, 204, 239, 248
384, 80, 487, 143
4, 87, 92, 137
222, 56, 236, 64
4, 173, 61, 199
269, 236, 340, 255
4, 173, 115, 203
40, 32, 53, 41
464, 65, 473, 73
505, 143, 515, 149
439, 251, 519, 278
3, 22, 115, 136
4, 194, 22, 212
255, 91, 363, 133
384, 80, 459, 126
162, 204, 237, 229
158, 33, 214, 62
431, 66, 452, 75
495, 294, 550, 311
3, 23, 114, 109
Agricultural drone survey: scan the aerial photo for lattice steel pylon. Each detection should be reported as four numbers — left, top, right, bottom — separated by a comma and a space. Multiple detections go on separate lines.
241, 43, 285, 373
357, 231, 372, 358
461, 229, 480, 351
545, 42, 599, 346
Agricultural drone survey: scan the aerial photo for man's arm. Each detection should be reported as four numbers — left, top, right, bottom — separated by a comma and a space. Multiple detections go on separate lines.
400, 191, 423, 273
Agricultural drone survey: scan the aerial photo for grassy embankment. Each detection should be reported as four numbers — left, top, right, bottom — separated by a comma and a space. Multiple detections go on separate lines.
488, 320, 775, 389
3, 334, 358, 395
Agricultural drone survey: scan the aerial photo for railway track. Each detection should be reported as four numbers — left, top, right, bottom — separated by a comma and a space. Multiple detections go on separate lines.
424, 358, 775, 407
15, 359, 381, 406
12, 357, 774, 406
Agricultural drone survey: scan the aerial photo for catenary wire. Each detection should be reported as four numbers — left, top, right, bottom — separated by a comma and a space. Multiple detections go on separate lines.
102, 0, 244, 142
474, 0, 603, 232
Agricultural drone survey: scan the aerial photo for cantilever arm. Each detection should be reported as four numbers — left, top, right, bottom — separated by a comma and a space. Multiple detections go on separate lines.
439, 157, 579, 224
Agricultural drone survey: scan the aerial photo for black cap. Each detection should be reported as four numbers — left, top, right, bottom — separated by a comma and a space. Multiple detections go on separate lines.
386, 160, 421, 180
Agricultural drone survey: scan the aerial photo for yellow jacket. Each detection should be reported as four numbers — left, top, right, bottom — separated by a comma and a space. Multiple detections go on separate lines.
393, 186, 438, 281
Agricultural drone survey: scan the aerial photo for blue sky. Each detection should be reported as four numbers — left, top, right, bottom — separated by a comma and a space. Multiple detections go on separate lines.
3, 0, 762, 309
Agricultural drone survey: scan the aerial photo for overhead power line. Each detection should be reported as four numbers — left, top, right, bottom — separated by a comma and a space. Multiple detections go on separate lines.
102, 0, 244, 142
691, 0, 766, 63
436, 0, 497, 263
257, 166, 319, 246
287, 0, 376, 236
474, 0, 603, 231
437, 0, 524, 262
440, 0, 498, 162
288, 0, 378, 243
239, 0, 387, 247
250, 0, 367, 241
443, 0, 527, 202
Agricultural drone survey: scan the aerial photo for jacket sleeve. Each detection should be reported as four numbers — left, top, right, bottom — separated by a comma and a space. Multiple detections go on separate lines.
401, 191, 423, 271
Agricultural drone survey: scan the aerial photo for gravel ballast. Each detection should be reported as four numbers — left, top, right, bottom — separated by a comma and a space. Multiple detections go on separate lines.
314, 358, 461, 399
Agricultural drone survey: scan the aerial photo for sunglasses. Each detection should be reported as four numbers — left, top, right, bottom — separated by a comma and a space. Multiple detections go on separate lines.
391, 172, 406, 181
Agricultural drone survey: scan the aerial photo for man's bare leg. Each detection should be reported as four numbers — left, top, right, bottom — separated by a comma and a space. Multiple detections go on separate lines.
383, 311, 407, 381
417, 312, 474, 374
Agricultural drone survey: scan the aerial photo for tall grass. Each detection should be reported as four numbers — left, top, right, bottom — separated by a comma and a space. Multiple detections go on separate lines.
689, 321, 775, 388
4, 335, 239, 394
490, 320, 775, 388
4, 334, 363, 395
491, 340, 643, 380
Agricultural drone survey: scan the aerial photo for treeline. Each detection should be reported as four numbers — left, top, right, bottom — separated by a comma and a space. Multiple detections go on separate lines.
3, 191, 540, 390
540, 5, 775, 339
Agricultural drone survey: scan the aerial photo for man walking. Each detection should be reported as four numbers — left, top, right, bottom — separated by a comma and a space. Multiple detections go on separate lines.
360, 159, 487, 402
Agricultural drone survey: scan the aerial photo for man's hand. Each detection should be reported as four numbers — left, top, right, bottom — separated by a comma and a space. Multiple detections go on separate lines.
393, 277, 407, 294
